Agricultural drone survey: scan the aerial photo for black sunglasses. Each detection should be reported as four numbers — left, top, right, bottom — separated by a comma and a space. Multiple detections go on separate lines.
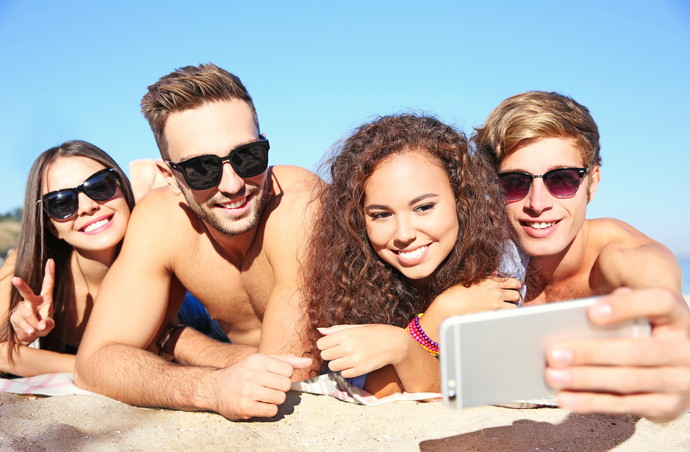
166, 137, 270, 191
39, 168, 120, 219
498, 167, 588, 202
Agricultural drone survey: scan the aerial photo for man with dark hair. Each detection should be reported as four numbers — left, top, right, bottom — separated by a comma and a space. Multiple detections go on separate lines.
475, 91, 690, 423
75, 64, 320, 419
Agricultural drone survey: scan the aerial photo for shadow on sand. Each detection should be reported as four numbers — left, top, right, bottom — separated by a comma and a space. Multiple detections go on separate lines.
420, 413, 640, 452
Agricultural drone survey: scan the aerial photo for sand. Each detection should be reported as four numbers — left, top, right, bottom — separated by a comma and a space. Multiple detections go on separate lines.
1, 390, 688, 451
1, 296, 688, 451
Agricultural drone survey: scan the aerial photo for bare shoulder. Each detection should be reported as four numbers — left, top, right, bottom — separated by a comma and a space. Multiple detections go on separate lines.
261, 166, 323, 258
588, 218, 680, 291
588, 218, 656, 248
265, 165, 324, 220
269, 165, 324, 198
122, 188, 200, 259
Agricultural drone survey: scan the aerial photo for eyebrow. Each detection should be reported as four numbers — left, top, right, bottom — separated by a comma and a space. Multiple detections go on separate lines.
365, 193, 438, 210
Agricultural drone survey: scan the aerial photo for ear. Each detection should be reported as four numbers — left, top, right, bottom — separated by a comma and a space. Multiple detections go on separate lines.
586, 165, 601, 203
155, 159, 182, 196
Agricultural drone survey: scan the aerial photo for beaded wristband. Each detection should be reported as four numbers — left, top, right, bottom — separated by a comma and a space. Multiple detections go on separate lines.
405, 313, 439, 357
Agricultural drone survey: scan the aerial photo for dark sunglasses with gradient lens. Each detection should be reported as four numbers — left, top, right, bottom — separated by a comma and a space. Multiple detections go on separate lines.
498, 167, 589, 202
166, 137, 270, 191
39, 168, 120, 219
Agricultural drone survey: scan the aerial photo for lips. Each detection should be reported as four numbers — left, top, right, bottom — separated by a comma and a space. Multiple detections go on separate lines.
393, 244, 429, 266
519, 219, 560, 238
80, 214, 113, 234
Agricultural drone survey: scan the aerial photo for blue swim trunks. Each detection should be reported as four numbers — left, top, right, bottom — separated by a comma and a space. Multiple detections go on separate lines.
178, 293, 229, 343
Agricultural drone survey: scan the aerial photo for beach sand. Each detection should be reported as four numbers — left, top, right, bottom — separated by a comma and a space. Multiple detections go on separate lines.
2, 296, 688, 451
1, 390, 688, 451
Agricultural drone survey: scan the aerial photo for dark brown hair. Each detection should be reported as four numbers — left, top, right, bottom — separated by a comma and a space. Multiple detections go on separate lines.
141, 63, 258, 159
303, 114, 513, 366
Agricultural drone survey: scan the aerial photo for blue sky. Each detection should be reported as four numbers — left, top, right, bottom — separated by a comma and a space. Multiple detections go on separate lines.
1, 1, 689, 256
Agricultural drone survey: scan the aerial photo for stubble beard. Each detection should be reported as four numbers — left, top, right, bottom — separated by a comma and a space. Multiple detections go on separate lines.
181, 182, 268, 237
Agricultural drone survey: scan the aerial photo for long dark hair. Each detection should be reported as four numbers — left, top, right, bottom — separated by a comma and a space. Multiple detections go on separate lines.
303, 114, 513, 365
0, 140, 135, 358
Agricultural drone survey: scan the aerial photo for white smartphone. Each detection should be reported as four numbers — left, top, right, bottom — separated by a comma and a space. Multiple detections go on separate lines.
439, 297, 651, 409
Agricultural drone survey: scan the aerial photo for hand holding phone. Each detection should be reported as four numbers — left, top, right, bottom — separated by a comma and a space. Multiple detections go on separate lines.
439, 297, 651, 409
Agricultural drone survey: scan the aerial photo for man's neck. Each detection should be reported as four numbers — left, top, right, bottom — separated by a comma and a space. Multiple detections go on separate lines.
525, 222, 591, 303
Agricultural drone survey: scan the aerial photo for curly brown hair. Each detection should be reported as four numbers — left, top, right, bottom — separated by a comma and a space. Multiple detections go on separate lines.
303, 114, 513, 365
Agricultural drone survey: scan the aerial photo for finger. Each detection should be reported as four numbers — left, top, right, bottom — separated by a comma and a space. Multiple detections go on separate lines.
501, 288, 522, 303
592, 288, 690, 330
269, 354, 312, 369
546, 365, 690, 394
547, 336, 688, 368
10, 306, 39, 336
498, 277, 523, 290
40, 259, 56, 296
319, 345, 345, 362
556, 390, 686, 423
317, 324, 365, 335
10, 277, 40, 306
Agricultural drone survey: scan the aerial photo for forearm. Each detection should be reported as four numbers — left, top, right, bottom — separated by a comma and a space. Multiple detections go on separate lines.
364, 327, 440, 396
0, 342, 75, 377
74, 342, 217, 412
171, 326, 256, 367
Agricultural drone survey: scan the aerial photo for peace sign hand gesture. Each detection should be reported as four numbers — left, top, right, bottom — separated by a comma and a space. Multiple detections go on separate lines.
10, 259, 56, 345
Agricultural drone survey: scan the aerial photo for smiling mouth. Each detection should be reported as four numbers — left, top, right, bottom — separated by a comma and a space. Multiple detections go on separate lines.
520, 220, 559, 230
395, 245, 428, 260
81, 216, 112, 233
217, 195, 251, 209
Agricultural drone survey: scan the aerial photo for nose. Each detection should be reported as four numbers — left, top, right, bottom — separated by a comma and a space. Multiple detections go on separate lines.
523, 178, 553, 214
77, 192, 99, 216
216, 162, 245, 194
393, 215, 416, 246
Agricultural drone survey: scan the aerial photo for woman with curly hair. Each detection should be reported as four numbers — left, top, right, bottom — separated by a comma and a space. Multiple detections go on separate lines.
303, 114, 524, 397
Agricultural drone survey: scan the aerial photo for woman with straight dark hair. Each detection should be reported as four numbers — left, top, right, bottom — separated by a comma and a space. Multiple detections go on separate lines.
0, 140, 135, 376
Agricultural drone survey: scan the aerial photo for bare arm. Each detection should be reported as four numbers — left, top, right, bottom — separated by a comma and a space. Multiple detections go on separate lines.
595, 224, 682, 293
167, 325, 256, 367
0, 342, 74, 376
256, 168, 323, 380
546, 221, 689, 422
74, 191, 308, 418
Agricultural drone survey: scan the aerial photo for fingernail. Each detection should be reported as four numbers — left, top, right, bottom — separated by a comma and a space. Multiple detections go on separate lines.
546, 369, 571, 388
317, 327, 328, 334
25, 328, 34, 335
590, 301, 612, 320
549, 348, 573, 365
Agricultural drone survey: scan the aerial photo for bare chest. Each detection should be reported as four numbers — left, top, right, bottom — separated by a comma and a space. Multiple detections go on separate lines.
173, 238, 275, 345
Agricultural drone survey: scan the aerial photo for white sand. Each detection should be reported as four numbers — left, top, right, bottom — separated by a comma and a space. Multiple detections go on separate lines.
1, 295, 687, 451
1, 391, 688, 451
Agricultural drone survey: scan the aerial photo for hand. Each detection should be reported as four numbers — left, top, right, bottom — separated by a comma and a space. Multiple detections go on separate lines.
316, 324, 408, 378
210, 353, 311, 420
545, 287, 690, 423
10, 259, 56, 345
430, 276, 522, 318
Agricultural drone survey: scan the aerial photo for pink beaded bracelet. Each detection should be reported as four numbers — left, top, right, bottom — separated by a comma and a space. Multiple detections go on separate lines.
405, 313, 439, 357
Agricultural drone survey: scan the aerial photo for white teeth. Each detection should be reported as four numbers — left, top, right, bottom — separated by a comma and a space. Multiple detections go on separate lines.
84, 218, 109, 232
529, 221, 556, 229
222, 198, 246, 209
398, 246, 427, 260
